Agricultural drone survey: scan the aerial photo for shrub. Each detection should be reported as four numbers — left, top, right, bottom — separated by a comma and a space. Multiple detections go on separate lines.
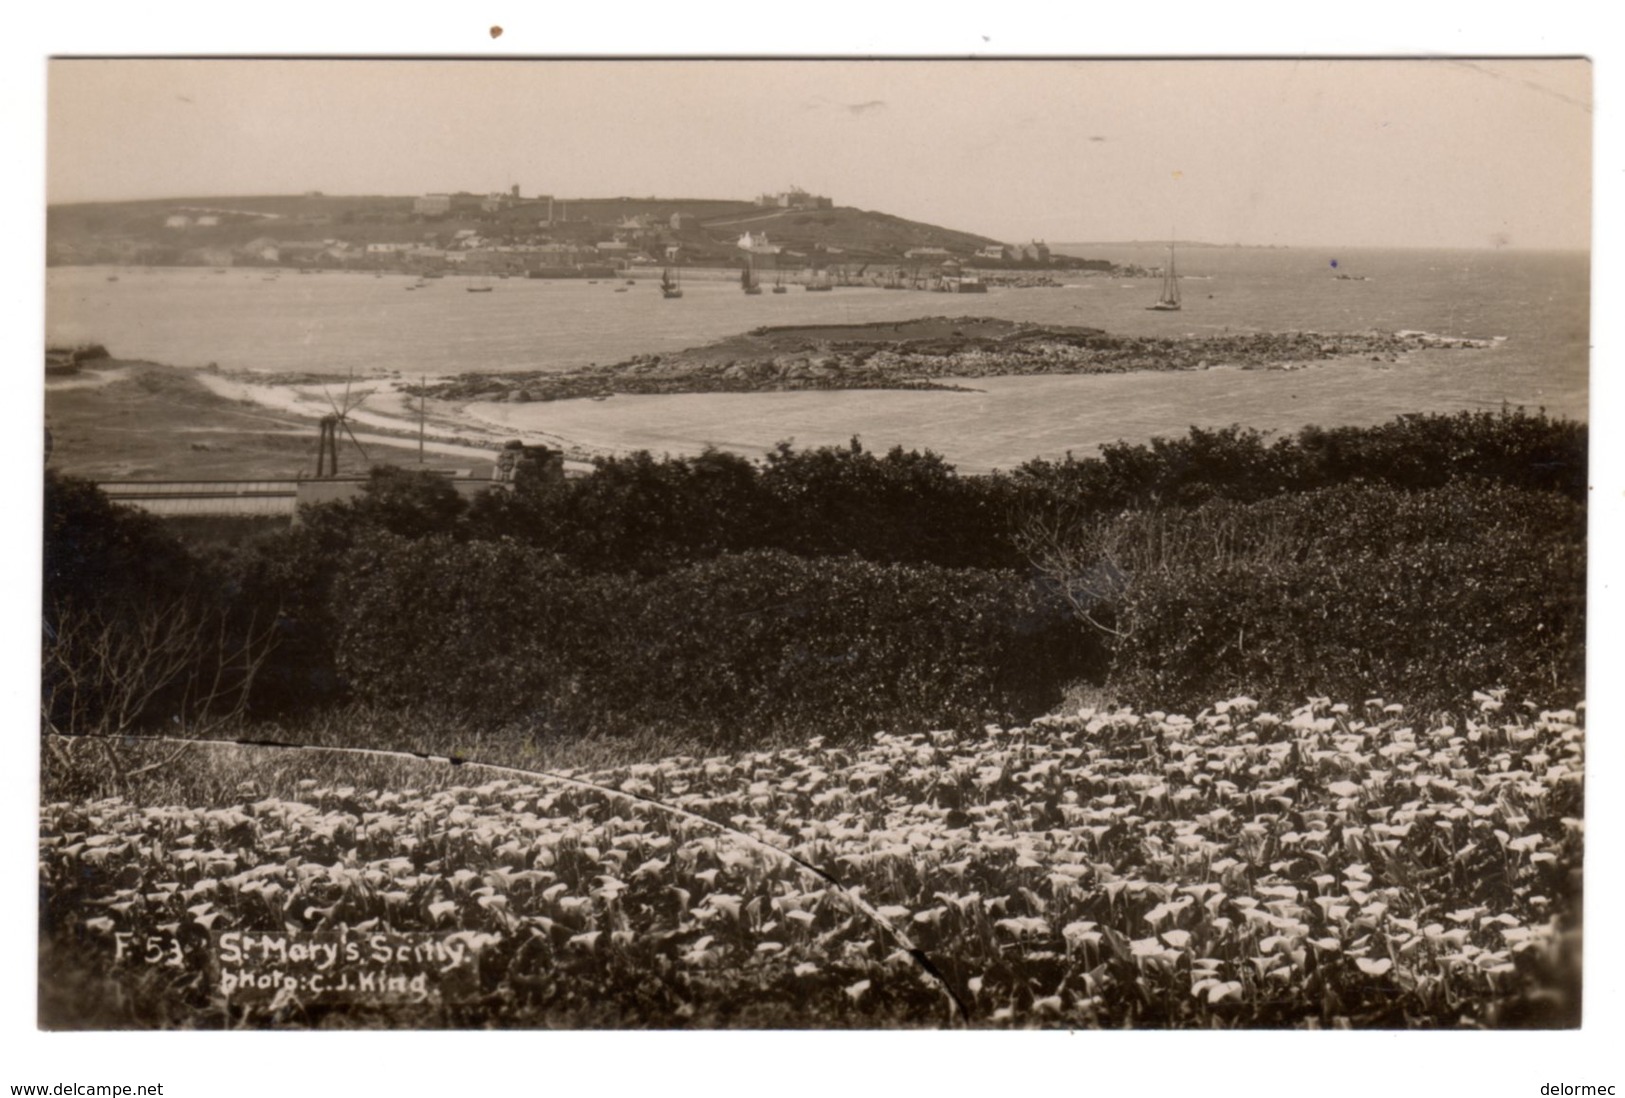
41, 473, 271, 738
339, 465, 472, 538
330, 413, 1586, 582
1012, 409, 1586, 515
1094, 481, 1585, 711
330, 538, 1097, 740
603, 549, 1094, 737
758, 438, 1018, 569
332, 534, 623, 731
43, 471, 197, 609
463, 441, 1019, 574
72, 409, 1583, 743
530, 447, 775, 574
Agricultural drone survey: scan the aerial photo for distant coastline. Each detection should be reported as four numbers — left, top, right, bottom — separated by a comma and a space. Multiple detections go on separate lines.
46, 192, 1116, 275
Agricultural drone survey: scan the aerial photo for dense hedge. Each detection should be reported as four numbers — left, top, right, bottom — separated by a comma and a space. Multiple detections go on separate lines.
433, 410, 1585, 577
42, 472, 259, 735
331, 537, 1095, 738
1010, 409, 1587, 514
331, 535, 623, 733
598, 550, 1091, 735
463, 440, 1017, 573
44, 408, 1589, 745
1098, 480, 1586, 711
43, 471, 199, 610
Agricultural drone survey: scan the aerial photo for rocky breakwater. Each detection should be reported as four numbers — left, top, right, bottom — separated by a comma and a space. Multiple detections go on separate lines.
966, 270, 1066, 288
421, 318, 1483, 404
45, 342, 110, 377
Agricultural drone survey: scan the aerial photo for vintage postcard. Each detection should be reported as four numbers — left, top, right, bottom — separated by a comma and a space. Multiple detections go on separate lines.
30, 47, 1601, 1095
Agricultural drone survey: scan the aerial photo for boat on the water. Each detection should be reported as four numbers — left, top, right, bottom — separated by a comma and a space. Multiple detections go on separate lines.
741, 258, 763, 295
805, 269, 833, 292
660, 267, 684, 299
772, 271, 788, 294
1146, 243, 1182, 311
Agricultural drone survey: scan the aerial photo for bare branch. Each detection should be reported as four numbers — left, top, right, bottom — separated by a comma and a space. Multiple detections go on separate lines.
42, 588, 280, 744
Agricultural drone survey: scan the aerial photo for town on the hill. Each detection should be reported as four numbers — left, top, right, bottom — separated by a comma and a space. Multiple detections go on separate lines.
46, 185, 1123, 282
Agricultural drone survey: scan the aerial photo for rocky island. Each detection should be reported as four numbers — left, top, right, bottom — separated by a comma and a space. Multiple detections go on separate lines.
420, 317, 1483, 404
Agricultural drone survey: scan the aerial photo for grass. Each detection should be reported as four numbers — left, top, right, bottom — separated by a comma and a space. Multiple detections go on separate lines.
40, 705, 815, 808
44, 362, 477, 482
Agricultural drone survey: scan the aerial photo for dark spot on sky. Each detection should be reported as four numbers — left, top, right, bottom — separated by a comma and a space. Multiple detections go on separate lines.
490, 25, 503, 38
1089, 135, 1106, 143
846, 100, 886, 116
176, 95, 193, 104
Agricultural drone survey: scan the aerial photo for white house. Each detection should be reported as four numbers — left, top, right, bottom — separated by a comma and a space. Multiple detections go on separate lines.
737, 231, 781, 254
241, 237, 280, 262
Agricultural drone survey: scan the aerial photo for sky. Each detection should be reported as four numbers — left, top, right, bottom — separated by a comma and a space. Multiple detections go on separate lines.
47, 57, 1591, 250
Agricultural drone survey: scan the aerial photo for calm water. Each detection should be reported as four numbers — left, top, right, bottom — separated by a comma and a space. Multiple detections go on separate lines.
46, 247, 1588, 470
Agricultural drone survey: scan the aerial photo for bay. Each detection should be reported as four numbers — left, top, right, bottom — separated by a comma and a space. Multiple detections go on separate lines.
46, 246, 1588, 470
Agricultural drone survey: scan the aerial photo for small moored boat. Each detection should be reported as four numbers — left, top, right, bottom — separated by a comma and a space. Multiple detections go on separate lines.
1146, 243, 1182, 311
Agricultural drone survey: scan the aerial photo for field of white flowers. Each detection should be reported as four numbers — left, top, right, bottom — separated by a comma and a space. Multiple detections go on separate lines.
39, 693, 1583, 1028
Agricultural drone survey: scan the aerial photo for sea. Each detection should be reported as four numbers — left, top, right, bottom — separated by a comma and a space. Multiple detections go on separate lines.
46, 245, 1589, 472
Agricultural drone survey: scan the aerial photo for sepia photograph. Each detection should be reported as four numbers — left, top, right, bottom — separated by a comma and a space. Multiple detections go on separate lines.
12, 12, 1618, 1096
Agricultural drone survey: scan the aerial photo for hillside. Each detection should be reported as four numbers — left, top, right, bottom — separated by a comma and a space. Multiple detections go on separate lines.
48, 192, 1017, 269
692, 205, 1000, 259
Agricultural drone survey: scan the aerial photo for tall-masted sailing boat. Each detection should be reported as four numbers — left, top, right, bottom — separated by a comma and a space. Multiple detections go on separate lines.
741, 256, 762, 295
1146, 242, 1182, 311
660, 266, 683, 299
